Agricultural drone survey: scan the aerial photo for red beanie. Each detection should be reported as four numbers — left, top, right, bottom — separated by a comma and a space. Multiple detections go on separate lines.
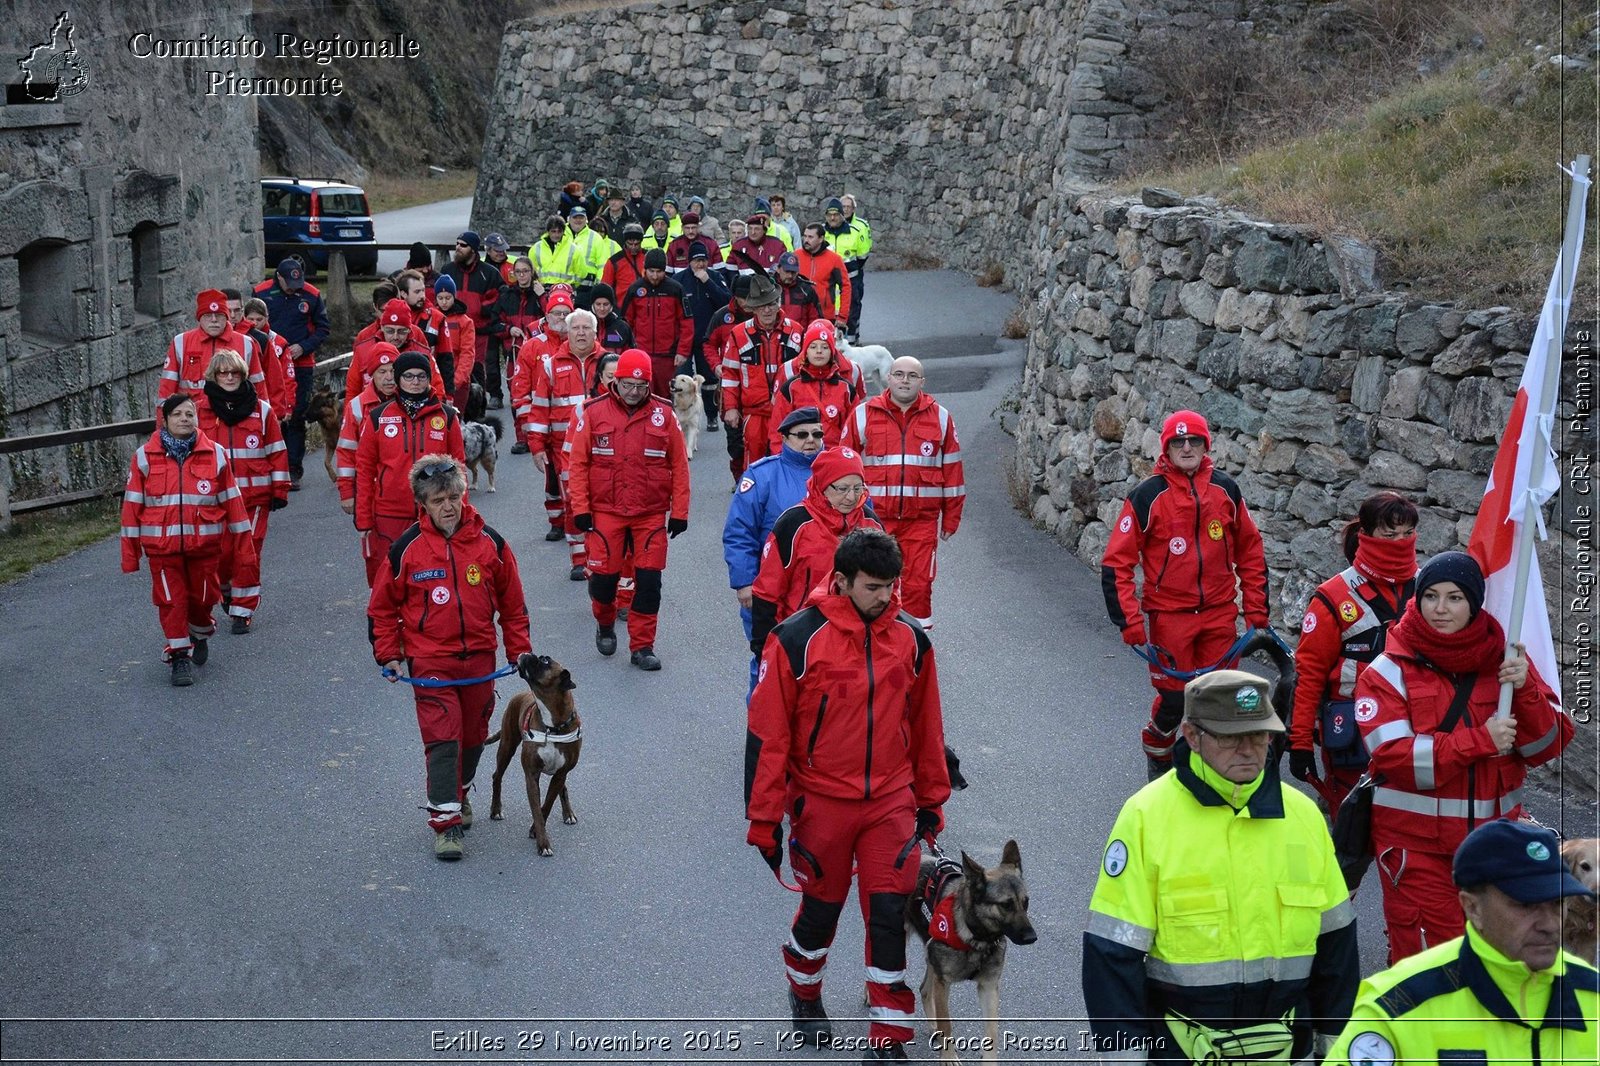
616, 348, 652, 382
369, 342, 399, 365
195, 289, 228, 318
545, 288, 575, 312
381, 299, 410, 328
1161, 410, 1211, 450
801, 319, 838, 359
808, 446, 865, 491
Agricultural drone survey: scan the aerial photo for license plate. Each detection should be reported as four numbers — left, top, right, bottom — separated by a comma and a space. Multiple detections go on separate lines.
338, 228, 361, 238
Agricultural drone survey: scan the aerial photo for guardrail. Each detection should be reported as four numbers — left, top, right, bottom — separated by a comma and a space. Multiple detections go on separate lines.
0, 348, 355, 531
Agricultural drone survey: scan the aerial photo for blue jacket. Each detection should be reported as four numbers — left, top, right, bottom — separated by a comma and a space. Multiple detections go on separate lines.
677, 268, 731, 357
253, 279, 331, 357
723, 445, 817, 589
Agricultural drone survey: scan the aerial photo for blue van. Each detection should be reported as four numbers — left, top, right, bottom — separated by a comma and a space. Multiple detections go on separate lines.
260, 178, 379, 277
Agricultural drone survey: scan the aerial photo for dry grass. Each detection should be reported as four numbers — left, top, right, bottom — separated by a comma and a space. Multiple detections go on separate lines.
976, 263, 1006, 288
363, 170, 480, 215
1002, 308, 1030, 340
0, 497, 120, 585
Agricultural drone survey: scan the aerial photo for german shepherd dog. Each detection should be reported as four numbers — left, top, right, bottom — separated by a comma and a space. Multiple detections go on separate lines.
487, 654, 581, 856
304, 385, 343, 482
906, 839, 1037, 1063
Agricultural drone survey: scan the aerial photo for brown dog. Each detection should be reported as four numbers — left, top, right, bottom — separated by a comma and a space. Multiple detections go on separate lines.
303, 385, 342, 482
1561, 838, 1599, 963
487, 654, 581, 856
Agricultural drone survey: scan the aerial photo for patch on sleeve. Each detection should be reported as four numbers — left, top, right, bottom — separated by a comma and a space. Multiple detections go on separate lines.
1103, 839, 1129, 877
1347, 1032, 1394, 1066
1302, 610, 1317, 633
739, 476, 756, 493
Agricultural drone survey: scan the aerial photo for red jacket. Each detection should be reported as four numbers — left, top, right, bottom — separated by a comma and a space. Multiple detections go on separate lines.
667, 234, 724, 270
411, 304, 445, 353
565, 389, 690, 519
777, 276, 823, 329
439, 307, 478, 391
842, 392, 965, 531
1100, 456, 1269, 637
769, 353, 863, 452
335, 385, 393, 502
602, 249, 647, 296
494, 285, 544, 350
159, 327, 267, 400
1356, 626, 1571, 854
367, 503, 532, 665
194, 393, 290, 508
441, 260, 502, 346
120, 431, 254, 570
750, 485, 883, 651
1290, 566, 1411, 752
705, 302, 748, 379
745, 584, 950, 823
243, 325, 294, 413
511, 328, 563, 437
795, 245, 851, 322
719, 316, 803, 417
346, 332, 444, 403
620, 276, 691, 357
526, 340, 601, 455
354, 396, 466, 528
728, 236, 787, 274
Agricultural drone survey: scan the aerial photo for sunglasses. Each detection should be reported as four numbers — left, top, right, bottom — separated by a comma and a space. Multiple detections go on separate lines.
419, 461, 457, 477
1171, 435, 1207, 449
786, 430, 825, 440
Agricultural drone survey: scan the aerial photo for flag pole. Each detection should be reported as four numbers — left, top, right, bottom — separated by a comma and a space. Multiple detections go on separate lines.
1497, 154, 1591, 718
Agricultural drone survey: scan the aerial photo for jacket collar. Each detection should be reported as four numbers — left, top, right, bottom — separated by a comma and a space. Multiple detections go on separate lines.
780, 444, 820, 468
1458, 923, 1590, 1030
1171, 736, 1283, 818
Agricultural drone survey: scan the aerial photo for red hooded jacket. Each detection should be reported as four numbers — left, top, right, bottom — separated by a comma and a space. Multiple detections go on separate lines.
620, 276, 691, 358
120, 430, 254, 570
354, 395, 466, 528
768, 322, 863, 451
565, 388, 691, 519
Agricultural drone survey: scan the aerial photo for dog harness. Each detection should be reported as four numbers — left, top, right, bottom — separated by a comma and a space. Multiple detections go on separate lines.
916, 853, 971, 952
521, 723, 581, 744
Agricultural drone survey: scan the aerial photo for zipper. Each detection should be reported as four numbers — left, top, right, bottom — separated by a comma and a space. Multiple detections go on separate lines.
896, 412, 910, 520
1188, 473, 1204, 607
446, 538, 467, 655
863, 630, 875, 799
806, 696, 828, 765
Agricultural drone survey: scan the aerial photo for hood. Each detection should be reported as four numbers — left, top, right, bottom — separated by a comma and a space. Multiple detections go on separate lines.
422, 500, 485, 542
804, 578, 904, 637
1153, 453, 1214, 482
797, 320, 842, 376
801, 447, 868, 531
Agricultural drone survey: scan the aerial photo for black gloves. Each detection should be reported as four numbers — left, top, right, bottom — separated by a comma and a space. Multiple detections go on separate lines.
1288, 748, 1318, 782
916, 807, 943, 841
269, 498, 289, 511
668, 517, 688, 538
573, 513, 593, 532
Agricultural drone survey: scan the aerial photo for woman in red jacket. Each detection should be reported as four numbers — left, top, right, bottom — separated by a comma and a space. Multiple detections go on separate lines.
1355, 551, 1573, 963
195, 351, 290, 634
121, 393, 255, 686
1287, 491, 1418, 810
354, 350, 466, 587
749, 446, 883, 653
768, 320, 863, 452
336, 345, 399, 515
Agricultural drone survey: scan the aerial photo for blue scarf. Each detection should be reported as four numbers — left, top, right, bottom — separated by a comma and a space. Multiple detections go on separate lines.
159, 428, 196, 462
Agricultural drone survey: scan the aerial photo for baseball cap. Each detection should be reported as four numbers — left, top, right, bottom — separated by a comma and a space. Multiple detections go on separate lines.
1454, 820, 1598, 903
484, 232, 510, 252
1183, 670, 1283, 735
275, 258, 305, 288
778, 251, 800, 271
568, 205, 588, 218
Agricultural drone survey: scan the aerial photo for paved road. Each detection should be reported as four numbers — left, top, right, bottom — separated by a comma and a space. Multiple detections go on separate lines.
0, 270, 1388, 1063
374, 197, 473, 275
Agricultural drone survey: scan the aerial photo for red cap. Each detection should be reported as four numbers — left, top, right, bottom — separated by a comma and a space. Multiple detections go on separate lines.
808, 446, 865, 491
1160, 410, 1211, 450
801, 319, 838, 359
544, 288, 575, 312
381, 299, 410, 328
196, 289, 228, 318
370, 342, 399, 365
616, 349, 652, 382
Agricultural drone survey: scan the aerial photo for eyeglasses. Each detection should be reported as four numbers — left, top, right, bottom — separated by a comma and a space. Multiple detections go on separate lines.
615, 379, 650, 391
419, 461, 457, 478
1193, 725, 1272, 749
1171, 436, 1207, 449
454, 241, 470, 248
888, 371, 923, 381
786, 430, 825, 441
825, 482, 868, 497
399, 370, 430, 381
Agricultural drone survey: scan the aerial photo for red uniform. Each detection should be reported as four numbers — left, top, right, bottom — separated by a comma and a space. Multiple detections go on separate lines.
720, 315, 803, 470
707, 301, 751, 478
195, 388, 289, 622
439, 305, 478, 408
729, 235, 787, 274
769, 330, 864, 453
335, 384, 393, 504
353, 396, 465, 587
565, 386, 690, 652
159, 326, 267, 399
120, 431, 254, 659
528, 340, 601, 565
368, 504, 531, 833
746, 585, 950, 1050
441, 259, 501, 378
620, 276, 692, 395
1357, 611, 1571, 962
667, 234, 724, 270
243, 325, 294, 414
347, 328, 443, 399
602, 248, 646, 296
776, 275, 823, 330
795, 245, 851, 324
1100, 454, 1269, 760
842, 393, 965, 625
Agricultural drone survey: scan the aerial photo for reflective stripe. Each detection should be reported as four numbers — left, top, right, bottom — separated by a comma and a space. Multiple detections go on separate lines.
121, 525, 142, 537
230, 585, 262, 597
867, 1005, 915, 1023
1320, 898, 1355, 934
135, 450, 150, 475
528, 421, 552, 434
1146, 953, 1313, 987
786, 935, 828, 961
227, 448, 272, 459
869, 485, 960, 498
1517, 721, 1562, 758
238, 475, 276, 488
124, 491, 145, 504
1372, 786, 1524, 819
226, 520, 252, 533
218, 486, 241, 502
860, 454, 941, 468
864, 966, 905, 984
1412, 734, 1436, 790
1336, 656, 1359, 699
1087, 910, 1155, 952
269, 471, 290, 482
943, 447, 962, 461
138, 493, 226, 508
335, 466, 357, 477
785, 966, 823, 986
1363, 719, 1415, 751
1368, 654, 1407, 698
336, 437, 358, 449
854, 404, 869, 440
160, 370, 180, 381
642, 449, 667, 458
592, 448, 615, 456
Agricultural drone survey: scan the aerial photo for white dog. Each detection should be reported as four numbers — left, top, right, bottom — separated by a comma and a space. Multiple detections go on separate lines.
670, 374, 705, 459
839, 336, 894, 394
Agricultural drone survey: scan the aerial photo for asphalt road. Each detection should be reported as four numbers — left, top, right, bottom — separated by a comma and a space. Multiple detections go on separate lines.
374, 197, 473, 275
0, 269, 1390, 1064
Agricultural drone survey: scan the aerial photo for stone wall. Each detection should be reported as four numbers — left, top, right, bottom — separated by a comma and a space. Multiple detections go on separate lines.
0, 1, 259, 499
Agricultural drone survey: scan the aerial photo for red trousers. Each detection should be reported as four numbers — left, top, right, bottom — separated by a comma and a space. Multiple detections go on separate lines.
361, 513, 415, 588
1142, 603, 1238, 759
648, 353, 678, 396
552, 454, 589, 569
1376, 844, 1463, 964
740, 411, 773, 471
880, 516, 938, 624
220, 502, 269, 618
409, 649, 497, 832
586, 511, 666, 650
148, 551, 221, 658
782, 787, 918, 1047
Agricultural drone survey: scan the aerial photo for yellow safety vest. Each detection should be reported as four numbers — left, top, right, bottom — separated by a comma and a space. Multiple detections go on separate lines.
528, 238, 572, 286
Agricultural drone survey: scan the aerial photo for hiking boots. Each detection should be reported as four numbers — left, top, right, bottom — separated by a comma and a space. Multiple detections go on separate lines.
787, 990, 833, 1048
595, 625, 618, 657
630, 647, 662, 671
569, 564, 587, 581
862, 1042, 907, 1061
170, 655, 194, 687
192, 638, 209, 666
230, 616, 251, 635
510, 440, 529, 455
545, 526, 565, 542
460, 798, 473, 830
434, 825, 465, 861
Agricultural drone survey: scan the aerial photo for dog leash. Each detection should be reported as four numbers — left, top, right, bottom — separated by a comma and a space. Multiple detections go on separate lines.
380, 664, 519, 687
1132, 626, 1290, 681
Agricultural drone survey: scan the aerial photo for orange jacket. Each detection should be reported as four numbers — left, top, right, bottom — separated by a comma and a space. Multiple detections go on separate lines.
795, 245, 851, 322
565, 389, 690, 519
842, 392, 965, 531
194, 393, 290, 508
602, 249, 647, 296
353, 396, 465, 528
120, 430, 254, 570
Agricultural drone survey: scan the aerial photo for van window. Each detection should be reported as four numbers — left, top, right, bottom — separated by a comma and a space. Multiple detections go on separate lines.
316, 191, 368, 217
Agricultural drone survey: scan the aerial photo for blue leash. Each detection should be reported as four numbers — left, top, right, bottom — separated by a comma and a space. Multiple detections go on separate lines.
381, 664, 519, 687
1132, 626, 1291, 681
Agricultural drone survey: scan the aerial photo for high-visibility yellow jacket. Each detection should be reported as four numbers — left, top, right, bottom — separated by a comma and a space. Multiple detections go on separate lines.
1083, 740, 1359, 1062
528, 236, 571, 286
1325, 922, 1598, 1066
825, 217, 872, 271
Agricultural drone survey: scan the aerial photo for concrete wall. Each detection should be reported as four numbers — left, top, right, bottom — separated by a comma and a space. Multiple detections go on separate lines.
0, 1, 260, 499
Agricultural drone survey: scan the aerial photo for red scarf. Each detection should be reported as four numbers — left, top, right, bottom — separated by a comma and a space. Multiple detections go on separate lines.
1353, 532, 1417, 584
1390, 602, 1505, 675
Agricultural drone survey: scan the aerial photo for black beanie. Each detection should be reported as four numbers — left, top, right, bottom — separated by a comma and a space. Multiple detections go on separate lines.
644, 248, 667, 270
407, 242, 430, 269
394, 350, 432, 384
1415, 550, 1485, 618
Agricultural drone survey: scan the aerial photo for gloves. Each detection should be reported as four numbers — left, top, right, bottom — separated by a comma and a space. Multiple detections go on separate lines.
747, 821, 782, 873
1288, 748, 1318, 782
668, 517, 688, 538
269, 498, 288, 511
916, 807, 943, 840
573, 514, 593, 533
1121, 623, 1146, 647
